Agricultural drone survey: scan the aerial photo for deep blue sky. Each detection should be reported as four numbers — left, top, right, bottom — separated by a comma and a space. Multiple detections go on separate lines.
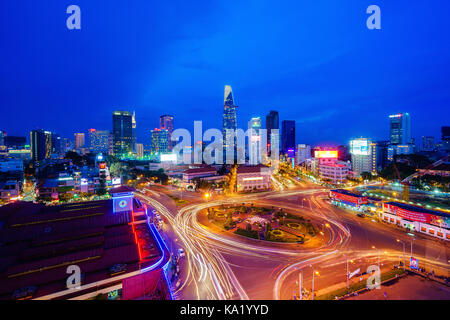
1, 1, 449, 147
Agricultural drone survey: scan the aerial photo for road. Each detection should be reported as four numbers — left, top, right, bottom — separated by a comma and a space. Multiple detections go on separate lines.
136, 182, 449, 300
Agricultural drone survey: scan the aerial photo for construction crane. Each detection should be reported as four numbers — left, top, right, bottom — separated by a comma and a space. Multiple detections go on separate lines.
393, 157, 409, 202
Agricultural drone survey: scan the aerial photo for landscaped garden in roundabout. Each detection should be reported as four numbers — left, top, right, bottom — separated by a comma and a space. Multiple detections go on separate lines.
205, 204, 319, 244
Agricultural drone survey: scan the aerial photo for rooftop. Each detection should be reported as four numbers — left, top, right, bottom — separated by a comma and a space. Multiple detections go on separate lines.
0, 198, 161, 300
385, 201, 450, 218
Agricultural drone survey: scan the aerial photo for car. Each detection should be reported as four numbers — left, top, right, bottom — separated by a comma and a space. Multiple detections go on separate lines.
356, 213, 365, 218
178, 248, 185, 257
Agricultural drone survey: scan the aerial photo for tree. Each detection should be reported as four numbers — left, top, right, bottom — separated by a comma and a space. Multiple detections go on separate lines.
361, 172, 373, 181
64, 151, 84, 166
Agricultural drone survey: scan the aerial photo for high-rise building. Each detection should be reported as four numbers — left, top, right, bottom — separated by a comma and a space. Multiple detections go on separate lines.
151, 128, 169, 154
389, 113, 411, 145
371, 141, 389, 172
51, 133, 62, 155
0, 131, 5, 146
248, 117, 262, 165
442, 126, 450, 151
89, 129, 110, 154
112, 111, 133, 156
422, 136, 435, 152
30, 129, 52, 163
136, 143, 144, 158
266, 110, 279, 153
222, 85, 238, 158
74, 133, 85, 149
132, 111, 137, 152
350, 138, 373, 175
281, 120, 295, 155
160, 115, 174, 151
296, 144, 311, 165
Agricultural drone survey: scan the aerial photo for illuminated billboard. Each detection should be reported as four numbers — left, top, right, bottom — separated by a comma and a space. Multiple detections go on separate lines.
160, 153, 177, 162
314, 150, 338, 159
350, 139, 370, 155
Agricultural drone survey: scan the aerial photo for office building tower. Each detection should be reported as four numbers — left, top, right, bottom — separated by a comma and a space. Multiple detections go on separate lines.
296, 144, 311, 165
89, 129, 110, 154
0, 131, 5, 146
30, 129, 52, 163
389, 113, 411, 145
350, 138, 373, 175
112, 111, 133, 156
160, 115, 174, 151
248, 117, 262, 165
422, 136, 435, 152
51, 133, 62, 154
222, 85, 238, 158
281, 120, 295, 155
371, 141, 389, 172
132, 111, 137, 152
266, 110, 279, 153
74, 133, 85, 149
151, 128, 169, 154
387, 144, 414, 161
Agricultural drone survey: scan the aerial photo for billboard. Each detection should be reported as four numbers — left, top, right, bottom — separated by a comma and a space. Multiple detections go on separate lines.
314, 150, 338, 159
383, 203, 450, 228
330, 190, 368, 205
410, 257, 419, 269
160, 153, 177, 162
350, 139, 370, 155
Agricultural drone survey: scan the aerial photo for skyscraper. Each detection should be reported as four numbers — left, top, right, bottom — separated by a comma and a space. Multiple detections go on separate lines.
160, 115, 174, 150
89, 129, 110, 154
51, 133, 62, 155
389, 113, 411, 145
222, 85, 238, 158
132, 111, 137, 153
30, 129, 52, 163
74, 133, 85, 149
0, 130, 5, 146
248, 117, 262, 165
281, 120, 295, 155
151, 128, 169, 154
266, 110, 279, 153
112, 111, 133, 156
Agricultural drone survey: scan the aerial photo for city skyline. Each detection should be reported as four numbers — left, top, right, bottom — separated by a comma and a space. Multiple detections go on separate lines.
1, 1, 449, 146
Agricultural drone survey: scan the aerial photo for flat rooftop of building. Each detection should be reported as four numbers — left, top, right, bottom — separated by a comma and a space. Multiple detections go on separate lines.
385, 201, 450, 218
330, 189, 366, 198
0, 198, 161, 300
237, 164, 270, 174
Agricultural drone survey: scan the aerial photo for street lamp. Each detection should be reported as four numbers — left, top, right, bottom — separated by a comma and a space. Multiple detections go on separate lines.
396, 239, 406, 270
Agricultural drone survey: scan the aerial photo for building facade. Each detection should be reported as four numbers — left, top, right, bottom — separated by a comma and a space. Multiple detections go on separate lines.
112, 111, 133, 156
281, 120, 295, 155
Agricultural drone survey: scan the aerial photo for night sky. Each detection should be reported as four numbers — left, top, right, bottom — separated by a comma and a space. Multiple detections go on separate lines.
1, 1, 449, 147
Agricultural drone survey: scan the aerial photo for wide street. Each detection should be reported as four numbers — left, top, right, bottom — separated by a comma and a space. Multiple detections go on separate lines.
136, 181, 449, 300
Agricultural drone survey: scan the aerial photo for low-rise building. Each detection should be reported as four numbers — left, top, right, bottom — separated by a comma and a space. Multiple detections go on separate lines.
236, 165, 271, 192
182, 166, 217, 182
382, 202, 450, 241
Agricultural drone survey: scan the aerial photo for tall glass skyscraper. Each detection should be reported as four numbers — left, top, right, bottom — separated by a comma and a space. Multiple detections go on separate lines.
389, 113, 411, 145
222, 85, 237, 157
281, 120, 295, 155
266, 110, 279, 152
151, 128, 169, 154
112, 111, 133, 156
160, 115, 174, 150
30, 129, 52, 163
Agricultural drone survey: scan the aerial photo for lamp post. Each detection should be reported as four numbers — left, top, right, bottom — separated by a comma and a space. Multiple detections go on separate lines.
310, 265, 319, 300
396, 239, 406, 270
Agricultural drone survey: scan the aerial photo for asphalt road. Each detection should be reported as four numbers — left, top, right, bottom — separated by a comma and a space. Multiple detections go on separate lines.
136, 182, 449, 300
